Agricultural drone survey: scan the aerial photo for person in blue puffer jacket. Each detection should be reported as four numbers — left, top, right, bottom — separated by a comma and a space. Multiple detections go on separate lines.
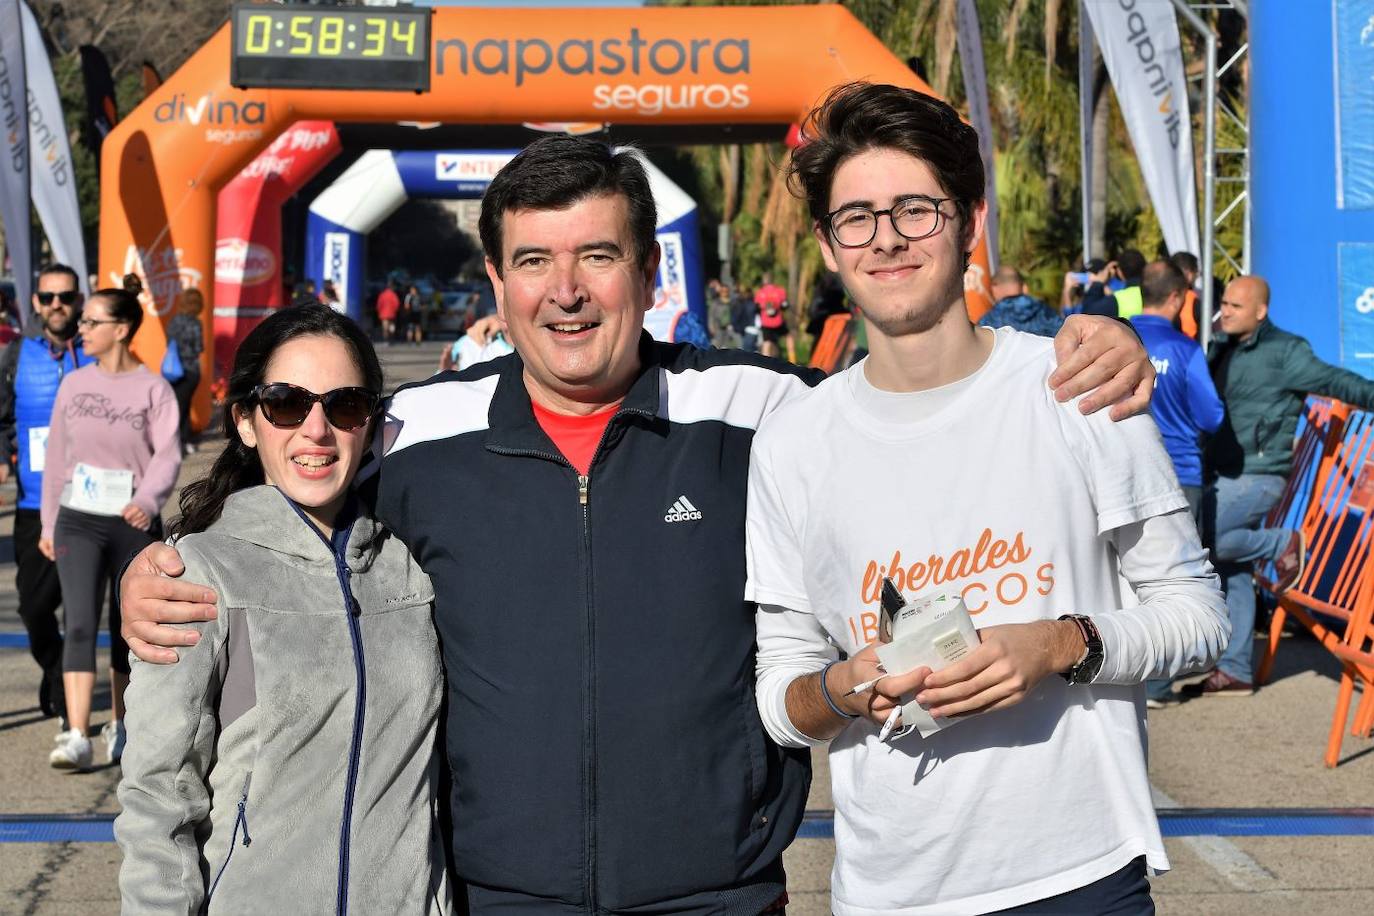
978, 265, 1065, 338
0, 264, 93, 722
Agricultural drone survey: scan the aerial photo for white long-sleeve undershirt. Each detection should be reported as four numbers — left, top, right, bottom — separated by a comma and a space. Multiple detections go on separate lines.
755, 508, 1229, 749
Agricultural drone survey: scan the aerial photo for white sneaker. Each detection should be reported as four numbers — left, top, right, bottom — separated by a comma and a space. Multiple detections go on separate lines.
101, 721, 126, 764
49, 730, 93, 770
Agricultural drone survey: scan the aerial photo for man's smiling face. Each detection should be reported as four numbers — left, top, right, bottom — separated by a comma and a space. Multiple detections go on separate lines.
817, 147, 984, 340
486, 192, 659, 412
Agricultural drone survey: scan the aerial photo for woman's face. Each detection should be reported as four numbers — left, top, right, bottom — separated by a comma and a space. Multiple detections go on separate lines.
77, 296, 131, 359
235, 334, 374, 534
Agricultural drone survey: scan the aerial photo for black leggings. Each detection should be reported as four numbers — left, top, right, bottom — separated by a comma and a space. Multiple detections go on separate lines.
171, 368, 200, 447
54, 508, 158, 674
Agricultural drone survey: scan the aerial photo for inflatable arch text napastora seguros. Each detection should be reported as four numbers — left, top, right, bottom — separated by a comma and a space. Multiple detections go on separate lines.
99, 5, 994, 429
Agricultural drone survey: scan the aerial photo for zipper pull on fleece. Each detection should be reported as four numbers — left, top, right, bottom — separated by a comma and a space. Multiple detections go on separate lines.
238, 773, 253, 846
578, 475, 589, 506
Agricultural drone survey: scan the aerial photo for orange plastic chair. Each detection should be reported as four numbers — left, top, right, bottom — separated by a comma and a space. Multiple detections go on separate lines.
808, 313, 854, 375
1254, 406, 1373, 688
1254, 399, 1348, 682
1323, 559, 1374, 767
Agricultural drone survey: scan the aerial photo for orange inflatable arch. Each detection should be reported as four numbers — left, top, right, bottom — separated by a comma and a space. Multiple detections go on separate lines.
99, 5, 994, 428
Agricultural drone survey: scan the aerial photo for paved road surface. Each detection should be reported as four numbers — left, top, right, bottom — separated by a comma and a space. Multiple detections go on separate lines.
1, 341, 1370, 914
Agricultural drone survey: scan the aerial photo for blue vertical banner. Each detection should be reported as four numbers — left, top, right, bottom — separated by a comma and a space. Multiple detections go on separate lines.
1335, 1, 1374, 209
1340, 243, 1374, 377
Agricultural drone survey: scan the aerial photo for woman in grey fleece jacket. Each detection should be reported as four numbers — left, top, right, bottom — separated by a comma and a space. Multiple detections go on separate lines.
115, 307, 449, 914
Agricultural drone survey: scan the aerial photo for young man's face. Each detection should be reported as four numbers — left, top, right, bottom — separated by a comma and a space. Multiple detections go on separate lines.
815, 147, 984, 339
486, 192, 659, 410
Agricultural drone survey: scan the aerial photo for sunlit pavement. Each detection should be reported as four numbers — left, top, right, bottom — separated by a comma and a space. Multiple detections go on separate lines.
2, 341, 1371, 914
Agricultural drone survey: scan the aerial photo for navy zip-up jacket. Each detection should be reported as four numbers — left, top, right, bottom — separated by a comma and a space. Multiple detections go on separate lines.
1131, 313, 1224, 487
369, 336, 817, 913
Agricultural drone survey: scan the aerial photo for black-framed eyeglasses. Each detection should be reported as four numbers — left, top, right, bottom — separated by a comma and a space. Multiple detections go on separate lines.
250, 383, 379, 431
823, 197, 954, 248
36, 290, 79, 307
76, 317, 125, 329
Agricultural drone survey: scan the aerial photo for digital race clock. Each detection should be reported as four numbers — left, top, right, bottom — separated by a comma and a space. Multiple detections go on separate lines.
230, 3, 432, 92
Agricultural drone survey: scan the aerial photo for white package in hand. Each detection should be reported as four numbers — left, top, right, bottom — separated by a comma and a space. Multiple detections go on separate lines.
874, 591, 980, 739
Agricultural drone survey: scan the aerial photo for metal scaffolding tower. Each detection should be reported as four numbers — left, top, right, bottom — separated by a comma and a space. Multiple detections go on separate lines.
1176, 0, 1249, 351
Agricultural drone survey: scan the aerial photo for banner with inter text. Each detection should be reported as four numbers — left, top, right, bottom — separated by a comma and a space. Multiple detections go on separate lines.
1083, 0, 1199, 257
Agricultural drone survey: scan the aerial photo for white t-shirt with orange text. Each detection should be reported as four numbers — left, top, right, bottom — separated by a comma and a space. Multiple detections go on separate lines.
746, 329, 1196, 915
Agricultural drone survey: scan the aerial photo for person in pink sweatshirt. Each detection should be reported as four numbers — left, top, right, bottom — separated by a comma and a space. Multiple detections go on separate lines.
40, 276, 181, 770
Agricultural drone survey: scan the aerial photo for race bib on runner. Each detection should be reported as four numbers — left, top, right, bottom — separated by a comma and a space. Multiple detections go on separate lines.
68, 463, 134, 516
27, 426, 48, 473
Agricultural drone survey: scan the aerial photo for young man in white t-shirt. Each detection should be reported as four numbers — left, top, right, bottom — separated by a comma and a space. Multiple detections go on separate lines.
746, 83, 1229, 915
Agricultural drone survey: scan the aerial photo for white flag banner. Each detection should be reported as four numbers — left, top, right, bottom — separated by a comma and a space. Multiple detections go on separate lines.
1083, 0, 1200, 256
20, 0, 86, 288
0, 0, 31, 318
955, 0, 999, 270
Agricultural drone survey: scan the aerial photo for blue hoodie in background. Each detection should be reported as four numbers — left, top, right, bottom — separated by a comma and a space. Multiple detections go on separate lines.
1130, 313, 1225, 487
978, 294, 1065, 338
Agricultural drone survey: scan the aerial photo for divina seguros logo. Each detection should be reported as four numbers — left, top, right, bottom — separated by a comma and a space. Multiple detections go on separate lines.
434, 28, 751, 117
154, 93, 266, 126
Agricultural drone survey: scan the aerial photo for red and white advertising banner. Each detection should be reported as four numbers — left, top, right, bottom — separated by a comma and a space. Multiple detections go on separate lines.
214, 120, 340, 379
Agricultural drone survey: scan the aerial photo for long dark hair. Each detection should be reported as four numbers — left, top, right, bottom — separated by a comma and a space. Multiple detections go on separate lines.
170, 305, 383, 538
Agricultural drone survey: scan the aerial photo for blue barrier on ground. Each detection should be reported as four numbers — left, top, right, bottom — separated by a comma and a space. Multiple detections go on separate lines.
0, 633, 110, 649
4, 808, 1374, 843
790, 808, 1374, 841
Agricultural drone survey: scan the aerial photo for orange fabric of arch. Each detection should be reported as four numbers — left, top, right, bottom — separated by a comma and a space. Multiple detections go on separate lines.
100, 6, 995, 429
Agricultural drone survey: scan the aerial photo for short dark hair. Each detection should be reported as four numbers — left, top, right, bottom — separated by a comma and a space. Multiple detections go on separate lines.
36, 263, 80, 288
479, 136, 657, 276
789, 82, 984, 247
1141, 260, 1188, 307
1170, 251, 1199, 275
1117, 249, 1147, 281
89, 274, 147, 338
171, 304, 382, 538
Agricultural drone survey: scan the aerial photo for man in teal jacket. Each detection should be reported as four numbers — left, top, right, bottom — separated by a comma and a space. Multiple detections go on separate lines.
1195, 275, 1374, 697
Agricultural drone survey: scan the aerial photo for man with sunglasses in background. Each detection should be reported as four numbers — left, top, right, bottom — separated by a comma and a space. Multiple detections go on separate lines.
0, 264, 93, 722
119, 135, 1159, 912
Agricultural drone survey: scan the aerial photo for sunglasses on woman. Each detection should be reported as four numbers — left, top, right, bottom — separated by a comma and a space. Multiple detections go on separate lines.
250, 383, 379, 431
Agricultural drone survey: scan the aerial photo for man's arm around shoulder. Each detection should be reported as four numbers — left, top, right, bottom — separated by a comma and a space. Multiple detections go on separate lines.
120, 542, 220, 664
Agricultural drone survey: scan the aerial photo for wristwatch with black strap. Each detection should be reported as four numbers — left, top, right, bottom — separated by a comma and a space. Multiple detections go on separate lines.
1058, 614, 1104, 685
